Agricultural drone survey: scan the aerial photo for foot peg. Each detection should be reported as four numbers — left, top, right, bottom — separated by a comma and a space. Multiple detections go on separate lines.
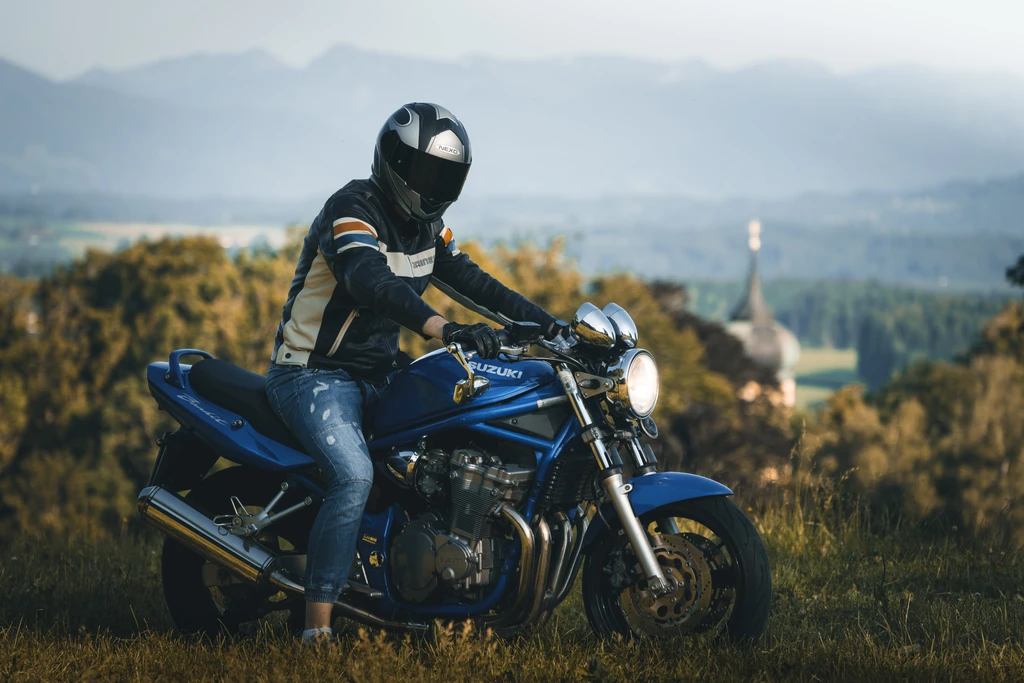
213, 482, 313, 537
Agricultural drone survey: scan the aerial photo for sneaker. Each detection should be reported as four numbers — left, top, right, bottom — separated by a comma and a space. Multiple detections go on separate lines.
301, 627, 335, 646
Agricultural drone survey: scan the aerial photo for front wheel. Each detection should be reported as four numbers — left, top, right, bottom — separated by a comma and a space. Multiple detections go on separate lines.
582, 496, 771, 642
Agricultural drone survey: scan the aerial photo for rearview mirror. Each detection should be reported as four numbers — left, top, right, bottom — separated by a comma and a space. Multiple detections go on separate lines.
570, 303, 616, 348
602, 303, 638, 348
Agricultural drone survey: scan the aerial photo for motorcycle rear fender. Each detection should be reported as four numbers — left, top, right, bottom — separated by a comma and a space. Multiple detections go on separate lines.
148, 428, 219, 492
583, 471, 732, 546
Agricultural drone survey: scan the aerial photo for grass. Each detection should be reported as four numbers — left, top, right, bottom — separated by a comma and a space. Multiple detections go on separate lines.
793, 347, 859, 376
794, 347, 860, 409
793, 384, 835, 410
3, 490, 1024, 683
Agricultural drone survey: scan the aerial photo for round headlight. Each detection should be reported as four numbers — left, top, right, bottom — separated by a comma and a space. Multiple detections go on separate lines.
607, 349, 659, 418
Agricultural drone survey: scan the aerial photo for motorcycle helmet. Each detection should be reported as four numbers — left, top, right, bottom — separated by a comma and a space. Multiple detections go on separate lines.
371, 102, 472, 222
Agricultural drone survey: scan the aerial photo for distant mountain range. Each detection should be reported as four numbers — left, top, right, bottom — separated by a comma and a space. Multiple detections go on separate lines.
5, 169, 1022, 235
3, 46, 1024, 199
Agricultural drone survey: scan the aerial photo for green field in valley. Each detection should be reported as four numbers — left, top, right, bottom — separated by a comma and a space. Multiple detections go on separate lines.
0, 218, 290, 275
793, 347, 860, 410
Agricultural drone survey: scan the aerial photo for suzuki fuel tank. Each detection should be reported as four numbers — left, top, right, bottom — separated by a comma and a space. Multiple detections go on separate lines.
372, 349, 559, 436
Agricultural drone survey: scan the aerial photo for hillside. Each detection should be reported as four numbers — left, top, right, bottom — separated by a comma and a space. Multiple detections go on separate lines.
2, 232, 1024, 680
3, 47, 1024, 199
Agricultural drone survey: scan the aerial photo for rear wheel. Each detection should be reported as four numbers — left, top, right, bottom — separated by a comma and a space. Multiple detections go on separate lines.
161, 467, 314, 638
582, 496, 771, 643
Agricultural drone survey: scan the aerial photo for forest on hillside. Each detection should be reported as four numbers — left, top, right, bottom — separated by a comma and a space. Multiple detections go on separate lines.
0, 238, 1021, 548
687, 278, 1011, 388
2, 207, 1012, 394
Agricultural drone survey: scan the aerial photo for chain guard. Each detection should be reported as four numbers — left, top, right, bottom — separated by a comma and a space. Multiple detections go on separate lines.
619, 534, 713, 637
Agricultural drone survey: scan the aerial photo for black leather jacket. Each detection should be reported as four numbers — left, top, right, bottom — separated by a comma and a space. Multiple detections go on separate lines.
272, 179, 555, 381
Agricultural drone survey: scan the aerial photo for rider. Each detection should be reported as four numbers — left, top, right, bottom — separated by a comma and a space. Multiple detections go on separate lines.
266, 103, 563, 643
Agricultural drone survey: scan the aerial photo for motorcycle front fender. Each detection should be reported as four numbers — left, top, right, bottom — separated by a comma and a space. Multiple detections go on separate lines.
583, 471, 732, 546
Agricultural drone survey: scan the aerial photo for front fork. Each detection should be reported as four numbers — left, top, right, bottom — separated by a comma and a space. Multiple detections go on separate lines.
556, 366, 673, 595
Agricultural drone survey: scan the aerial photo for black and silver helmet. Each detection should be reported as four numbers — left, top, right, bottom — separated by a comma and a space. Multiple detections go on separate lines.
371, 103, 472, 222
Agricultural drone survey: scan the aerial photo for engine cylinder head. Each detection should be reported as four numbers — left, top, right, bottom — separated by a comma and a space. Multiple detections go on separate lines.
448, 449, 534, 540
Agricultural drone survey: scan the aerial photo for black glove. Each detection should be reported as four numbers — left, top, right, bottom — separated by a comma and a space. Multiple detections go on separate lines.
442, 322, 502, 359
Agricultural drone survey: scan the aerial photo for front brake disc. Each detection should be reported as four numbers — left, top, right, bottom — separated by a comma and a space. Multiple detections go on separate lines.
619, 533, 713, 637
683, 532, 735, 634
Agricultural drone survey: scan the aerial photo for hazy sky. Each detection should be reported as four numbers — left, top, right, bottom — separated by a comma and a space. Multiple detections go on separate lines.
2, 0, 1023, 80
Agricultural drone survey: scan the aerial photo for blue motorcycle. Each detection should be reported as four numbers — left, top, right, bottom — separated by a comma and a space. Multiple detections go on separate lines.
137, 301, 771, 641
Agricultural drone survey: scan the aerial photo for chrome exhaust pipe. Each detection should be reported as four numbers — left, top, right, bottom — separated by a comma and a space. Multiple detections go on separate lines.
138, 485, 304, 591
488, 504, 536, 628
522, 516, 553, 627
536, 506, 591, 626
552, 504, 591, 605
138, 485, 428, 632
541, 513, 573, 611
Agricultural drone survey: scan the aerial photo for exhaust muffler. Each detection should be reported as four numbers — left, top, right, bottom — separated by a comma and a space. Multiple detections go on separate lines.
137, 485, 303, 591
137, 485, 429, 631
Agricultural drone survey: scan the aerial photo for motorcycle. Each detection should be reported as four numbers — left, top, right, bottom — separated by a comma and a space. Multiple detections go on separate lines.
137, 300, 771, 641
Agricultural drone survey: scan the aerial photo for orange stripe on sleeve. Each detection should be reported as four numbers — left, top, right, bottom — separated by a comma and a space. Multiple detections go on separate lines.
332, 218, 378, 239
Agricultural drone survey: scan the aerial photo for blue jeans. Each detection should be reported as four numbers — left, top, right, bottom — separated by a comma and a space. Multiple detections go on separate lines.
265, 363, 388, 604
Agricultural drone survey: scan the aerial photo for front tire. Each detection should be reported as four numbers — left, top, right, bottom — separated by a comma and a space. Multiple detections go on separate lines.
582, 496, 771, 642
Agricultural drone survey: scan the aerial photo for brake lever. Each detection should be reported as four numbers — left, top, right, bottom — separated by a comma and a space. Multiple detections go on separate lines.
498, 343, 529, 358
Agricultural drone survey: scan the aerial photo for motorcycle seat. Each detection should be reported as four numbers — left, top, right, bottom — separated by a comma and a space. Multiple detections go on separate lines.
188, 359, 306, 453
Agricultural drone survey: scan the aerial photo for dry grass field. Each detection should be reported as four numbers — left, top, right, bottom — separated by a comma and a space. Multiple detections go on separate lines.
3, 485, 1023, 683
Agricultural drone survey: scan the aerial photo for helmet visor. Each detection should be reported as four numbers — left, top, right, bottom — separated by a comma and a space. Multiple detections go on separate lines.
388, 143, 470, 204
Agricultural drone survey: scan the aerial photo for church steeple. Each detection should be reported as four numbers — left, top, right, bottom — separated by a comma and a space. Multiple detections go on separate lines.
729, 220, 773, 324
724, 220, 802, 405
725, 219, 802, 407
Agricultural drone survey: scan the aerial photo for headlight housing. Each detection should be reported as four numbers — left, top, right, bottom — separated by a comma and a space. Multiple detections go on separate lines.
606, 349, 659, 418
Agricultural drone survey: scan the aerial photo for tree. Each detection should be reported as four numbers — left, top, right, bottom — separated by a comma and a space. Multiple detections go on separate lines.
0, 236, 790, 538
0, 237, 292, 538
1007, 254, 1024, 289
856, 314, 900, 389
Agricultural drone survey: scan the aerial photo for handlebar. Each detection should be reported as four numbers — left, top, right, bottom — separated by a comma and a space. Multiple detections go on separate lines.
445, 322, 576, 403
493, 329, 526, 357
451, 324, 574, 361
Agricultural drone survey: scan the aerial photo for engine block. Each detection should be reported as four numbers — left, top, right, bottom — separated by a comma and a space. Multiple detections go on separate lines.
388, 446, 535, 603
448, 449, 535, 540
390, 514, 503, 603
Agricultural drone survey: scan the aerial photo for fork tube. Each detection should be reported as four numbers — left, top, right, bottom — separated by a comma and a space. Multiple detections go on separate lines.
625, 438, 650, 470
556, 364, 669, 593
601, 472, 669, 593
556, 366, 613, 469
625, 438, 677, 532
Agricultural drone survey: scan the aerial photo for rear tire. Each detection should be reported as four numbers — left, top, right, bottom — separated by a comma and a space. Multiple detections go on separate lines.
582, 496, 771, 643
161, 467, 313, 638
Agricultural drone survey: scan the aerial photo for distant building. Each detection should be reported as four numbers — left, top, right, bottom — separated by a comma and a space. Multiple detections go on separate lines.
726, 221, 801, 407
